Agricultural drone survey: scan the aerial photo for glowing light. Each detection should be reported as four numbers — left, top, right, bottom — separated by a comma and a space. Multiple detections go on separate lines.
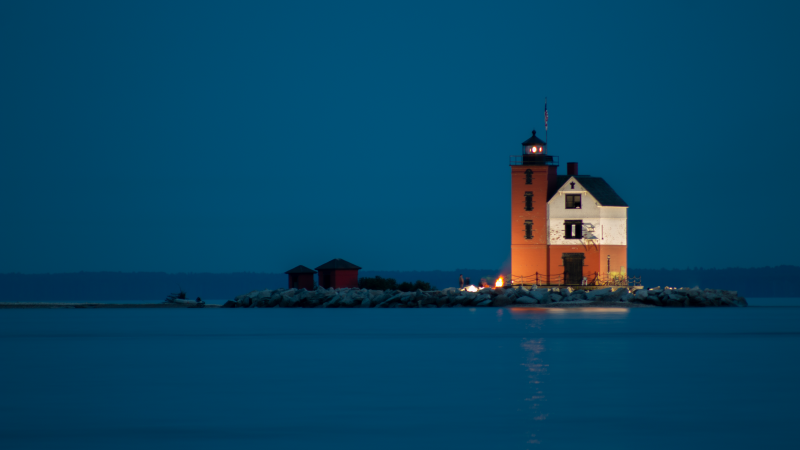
465, 285, 478, 292
495, 277, 504, 288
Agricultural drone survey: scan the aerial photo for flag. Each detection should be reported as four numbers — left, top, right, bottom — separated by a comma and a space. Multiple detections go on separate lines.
544, 98, 548, 131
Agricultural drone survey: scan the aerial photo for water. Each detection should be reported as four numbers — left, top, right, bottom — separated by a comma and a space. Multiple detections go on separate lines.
1, 298, 798, 449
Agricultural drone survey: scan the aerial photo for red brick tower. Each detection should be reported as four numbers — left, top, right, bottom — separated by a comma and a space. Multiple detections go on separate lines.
510, 130, 559, 284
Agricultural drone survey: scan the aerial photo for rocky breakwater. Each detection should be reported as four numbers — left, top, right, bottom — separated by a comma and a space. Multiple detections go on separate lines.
222, 285, 747, 308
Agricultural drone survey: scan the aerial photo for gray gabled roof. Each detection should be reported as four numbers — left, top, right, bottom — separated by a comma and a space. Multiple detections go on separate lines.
315, 258, 362, 271
551, 175, 628, 207
285, 265, 317, 274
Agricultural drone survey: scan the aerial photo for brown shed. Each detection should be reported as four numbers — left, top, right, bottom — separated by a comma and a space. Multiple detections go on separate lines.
315, 258, 361, 289
285, 265, 317, 290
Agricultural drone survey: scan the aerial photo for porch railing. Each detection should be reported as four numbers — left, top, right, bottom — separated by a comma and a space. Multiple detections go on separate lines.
508, 272, 641, 287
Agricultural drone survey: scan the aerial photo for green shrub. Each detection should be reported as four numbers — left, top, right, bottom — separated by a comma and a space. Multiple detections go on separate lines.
358, 276, 398, 290
359, 276, 436, 292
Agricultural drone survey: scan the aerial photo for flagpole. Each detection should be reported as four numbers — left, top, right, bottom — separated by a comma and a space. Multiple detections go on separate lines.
544, 97, 548, 146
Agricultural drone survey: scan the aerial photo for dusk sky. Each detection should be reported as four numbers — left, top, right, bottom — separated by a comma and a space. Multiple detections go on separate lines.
1, 0, 799, 274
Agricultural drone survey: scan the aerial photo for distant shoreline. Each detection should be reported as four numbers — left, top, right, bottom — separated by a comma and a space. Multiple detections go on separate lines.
0, 303, 219, 309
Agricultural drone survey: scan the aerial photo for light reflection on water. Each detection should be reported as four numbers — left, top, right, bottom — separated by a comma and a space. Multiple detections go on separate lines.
1, 303, 799, 450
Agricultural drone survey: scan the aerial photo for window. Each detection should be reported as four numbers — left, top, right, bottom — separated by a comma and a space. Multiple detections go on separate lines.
525, 192, 533, 211
525, 220, 533, 239
566, 194, 581, 209
525, 169, 532, 184
565, 220, 583, 239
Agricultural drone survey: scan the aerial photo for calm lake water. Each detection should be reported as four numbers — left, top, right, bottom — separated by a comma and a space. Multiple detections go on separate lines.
1, 299, 798, 449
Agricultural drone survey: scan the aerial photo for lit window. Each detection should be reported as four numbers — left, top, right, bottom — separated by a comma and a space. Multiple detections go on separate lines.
565, 220, 583, 239
565, 194, 581, 209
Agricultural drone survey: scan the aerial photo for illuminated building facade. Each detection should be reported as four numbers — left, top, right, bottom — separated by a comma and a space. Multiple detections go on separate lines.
510, 131, 628, 285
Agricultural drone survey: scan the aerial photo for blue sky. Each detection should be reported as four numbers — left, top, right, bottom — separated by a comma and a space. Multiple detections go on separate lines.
1, 0, 799, 273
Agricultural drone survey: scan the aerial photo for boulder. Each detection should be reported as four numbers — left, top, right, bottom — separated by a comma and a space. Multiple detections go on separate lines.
550, 293, 563, 302
560, 287, 573, 297
279, 294, 296, 307
643, 295, 662, 306
322, 295, 341, 308
266, 292, 283, 307
221, 300, 238, 308
515, 297, 538, 304
531, 289, 550, 302
493, 295, 513, 307
476, 299, 492, 307
586, 287, 612, 300
634, 289, 649, 300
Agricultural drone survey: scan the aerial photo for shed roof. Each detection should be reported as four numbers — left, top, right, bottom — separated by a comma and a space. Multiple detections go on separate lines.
285, 265, 317, 274
551, 175, 628, 207
315, 258, 362, 271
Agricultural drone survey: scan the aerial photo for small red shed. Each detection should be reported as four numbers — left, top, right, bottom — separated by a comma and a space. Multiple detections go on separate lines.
315, 258, 361, 289
285, 265, 317, 290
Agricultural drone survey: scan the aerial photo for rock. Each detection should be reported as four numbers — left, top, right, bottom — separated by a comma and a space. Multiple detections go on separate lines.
515, 297, 538, 304
322, 295, 341, 308
266, 292, 282, 307
664, 293, 685, 307
476, 299, 492, 307
643, 295, 662, 306
531, 289, 550, 302
361, 298, 373, 308
493, 295, 513, 306
221, 300, 237, 308
634, 289, 649, 300
280, 294, 297, 307
560, 287, 573, 297
419, 294, 437, 306
586, 287, 612, 300
239, 296, 252, 308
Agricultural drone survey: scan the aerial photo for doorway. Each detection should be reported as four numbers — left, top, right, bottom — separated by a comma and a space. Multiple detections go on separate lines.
562, 253, 585, 285
323, 273, 331, 288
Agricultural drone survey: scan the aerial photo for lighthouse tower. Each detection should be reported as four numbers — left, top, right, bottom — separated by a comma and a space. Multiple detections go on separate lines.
509, 128, 629, 286
510, 130, 559, 284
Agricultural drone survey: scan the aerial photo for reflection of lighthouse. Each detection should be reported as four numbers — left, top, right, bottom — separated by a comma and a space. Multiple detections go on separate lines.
522, 337, 548, 445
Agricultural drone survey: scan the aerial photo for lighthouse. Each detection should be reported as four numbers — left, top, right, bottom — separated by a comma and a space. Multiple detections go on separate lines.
510, 130, 628, 285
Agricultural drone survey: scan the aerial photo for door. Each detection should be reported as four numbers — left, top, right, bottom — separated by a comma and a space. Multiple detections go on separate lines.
563, 253, 585, 285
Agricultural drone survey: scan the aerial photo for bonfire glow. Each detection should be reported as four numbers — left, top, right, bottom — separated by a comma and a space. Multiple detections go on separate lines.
495, 277, 504, 288
465, 285, 478, 292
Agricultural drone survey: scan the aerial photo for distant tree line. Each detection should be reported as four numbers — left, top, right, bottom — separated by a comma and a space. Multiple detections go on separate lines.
0, 266, 797, 301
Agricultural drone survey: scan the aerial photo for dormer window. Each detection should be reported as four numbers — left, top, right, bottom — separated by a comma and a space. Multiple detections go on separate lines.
566, 194, 581, 209
525, 169, 532, 184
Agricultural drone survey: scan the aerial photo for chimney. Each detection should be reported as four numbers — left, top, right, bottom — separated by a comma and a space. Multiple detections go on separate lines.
567, 162, 578, 176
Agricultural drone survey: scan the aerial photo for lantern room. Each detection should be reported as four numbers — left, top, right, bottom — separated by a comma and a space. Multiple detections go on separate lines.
518, 130, 556, 166
522, 130, 547, 154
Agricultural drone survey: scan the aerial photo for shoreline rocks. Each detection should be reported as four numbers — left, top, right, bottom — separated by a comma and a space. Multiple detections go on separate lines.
223, 285, 747, 308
